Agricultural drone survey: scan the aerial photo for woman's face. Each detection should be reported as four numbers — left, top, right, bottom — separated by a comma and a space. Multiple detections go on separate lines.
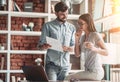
77, 19, 88, 32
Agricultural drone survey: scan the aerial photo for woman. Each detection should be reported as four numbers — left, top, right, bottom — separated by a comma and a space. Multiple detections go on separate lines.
65, 13, 108, 81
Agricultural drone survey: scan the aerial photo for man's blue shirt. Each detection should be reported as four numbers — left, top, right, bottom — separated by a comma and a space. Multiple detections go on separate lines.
38, 19, 76, 67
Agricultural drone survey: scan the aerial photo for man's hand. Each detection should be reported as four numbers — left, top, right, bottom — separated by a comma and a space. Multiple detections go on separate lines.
62, 46, 73, 52
38, 43, 51, 50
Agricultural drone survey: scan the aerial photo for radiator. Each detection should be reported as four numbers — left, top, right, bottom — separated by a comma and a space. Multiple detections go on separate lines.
111, 68, 120, 82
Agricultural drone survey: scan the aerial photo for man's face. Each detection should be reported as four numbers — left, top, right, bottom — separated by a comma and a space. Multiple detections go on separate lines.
55, 10, 68, 22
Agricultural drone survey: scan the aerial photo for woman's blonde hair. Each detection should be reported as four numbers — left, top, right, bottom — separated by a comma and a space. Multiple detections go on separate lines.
79, 13, 97, 32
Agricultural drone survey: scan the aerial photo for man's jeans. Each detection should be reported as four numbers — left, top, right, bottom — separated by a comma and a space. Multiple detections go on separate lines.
45, 62, 70, 81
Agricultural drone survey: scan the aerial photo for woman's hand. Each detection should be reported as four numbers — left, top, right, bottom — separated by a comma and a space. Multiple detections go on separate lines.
84, 41, 108, 56
75, 30, 82, 43
84, 42, 97, 52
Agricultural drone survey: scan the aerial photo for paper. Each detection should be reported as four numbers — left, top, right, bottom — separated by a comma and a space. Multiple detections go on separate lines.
46, 36, 63, 52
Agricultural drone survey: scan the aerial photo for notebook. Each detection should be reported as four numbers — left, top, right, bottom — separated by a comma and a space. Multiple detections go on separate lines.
22, 65, 49, 82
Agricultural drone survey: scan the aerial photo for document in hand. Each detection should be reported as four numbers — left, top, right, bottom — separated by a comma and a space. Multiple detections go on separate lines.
46, 36, 63, 52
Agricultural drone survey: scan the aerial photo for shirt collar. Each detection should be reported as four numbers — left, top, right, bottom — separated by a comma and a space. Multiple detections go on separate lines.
54, 19, 67, 26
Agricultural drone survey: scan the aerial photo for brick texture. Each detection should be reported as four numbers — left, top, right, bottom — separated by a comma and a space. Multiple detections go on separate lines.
12, 0, 45, 12
11, 17, 44, 31
0, 16, 7, 30
0, 0, 45, 81
9, 54, 44, 81
10, 54, 44, 70
0, 34, 7, 50
11, 35, 40, 50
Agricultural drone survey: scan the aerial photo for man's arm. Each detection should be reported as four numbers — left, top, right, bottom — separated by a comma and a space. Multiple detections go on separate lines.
37, 24, 50, 50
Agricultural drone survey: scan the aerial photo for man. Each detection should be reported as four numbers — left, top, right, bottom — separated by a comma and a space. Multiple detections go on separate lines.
38, 2, 75, 81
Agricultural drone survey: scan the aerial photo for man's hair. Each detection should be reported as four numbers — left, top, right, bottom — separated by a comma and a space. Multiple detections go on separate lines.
54, 2, 68, 12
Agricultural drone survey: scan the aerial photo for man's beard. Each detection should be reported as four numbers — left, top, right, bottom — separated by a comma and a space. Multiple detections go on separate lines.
57, 17, 66, 23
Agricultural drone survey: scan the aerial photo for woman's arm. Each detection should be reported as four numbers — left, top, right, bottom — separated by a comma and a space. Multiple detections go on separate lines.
86, 32, 108, 56
96, 40, 108, 56
74, 32, 82, 57
86, 40, 108, 56
74, 41, 81, 57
